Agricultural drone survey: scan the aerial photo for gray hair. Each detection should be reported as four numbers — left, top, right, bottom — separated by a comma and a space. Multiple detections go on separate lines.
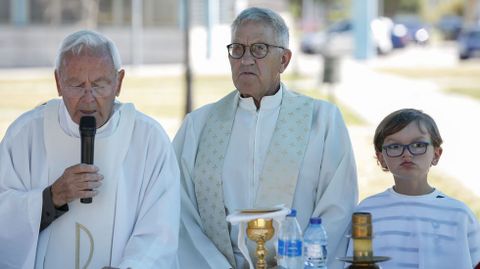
55, 30, 121, 71
231, 7, 289, 48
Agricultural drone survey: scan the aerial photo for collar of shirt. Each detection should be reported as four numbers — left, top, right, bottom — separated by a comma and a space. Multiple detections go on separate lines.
58, 99, 121, 138
237, 84, 283, 112
388, 187, 439, 200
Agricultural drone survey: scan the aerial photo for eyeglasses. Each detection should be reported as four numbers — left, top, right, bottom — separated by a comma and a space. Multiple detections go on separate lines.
226, 43, 285, 59
63, 85, 113, 98
382, 142, 430, 157
62, 78, 116, 98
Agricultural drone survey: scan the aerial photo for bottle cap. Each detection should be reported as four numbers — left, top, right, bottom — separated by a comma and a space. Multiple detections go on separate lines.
309, 217, 322, 224
287, 208, 297, 217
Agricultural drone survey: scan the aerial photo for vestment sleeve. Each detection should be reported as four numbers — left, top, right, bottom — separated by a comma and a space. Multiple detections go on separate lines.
0, 133, 43, 269
40, 186, 68, 232
173, 115, 233, 269
311, 106, 358, 269
118, 130, 180, 269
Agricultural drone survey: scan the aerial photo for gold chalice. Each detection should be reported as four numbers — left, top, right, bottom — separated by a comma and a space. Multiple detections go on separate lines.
246, 218, 275, 269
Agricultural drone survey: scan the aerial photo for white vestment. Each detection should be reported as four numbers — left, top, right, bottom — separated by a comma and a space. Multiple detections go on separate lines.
173, 85, 358, 269
0, 99, 180, 269
347, 188, 480, 269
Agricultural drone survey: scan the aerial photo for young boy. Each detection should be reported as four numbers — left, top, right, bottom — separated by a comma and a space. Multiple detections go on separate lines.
348, 108, 480, 268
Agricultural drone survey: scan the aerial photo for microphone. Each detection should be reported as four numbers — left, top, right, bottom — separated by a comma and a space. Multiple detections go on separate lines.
79, 116, 96, 204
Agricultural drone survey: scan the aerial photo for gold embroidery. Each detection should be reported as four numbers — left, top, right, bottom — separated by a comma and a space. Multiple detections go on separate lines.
75, 222, 94, 269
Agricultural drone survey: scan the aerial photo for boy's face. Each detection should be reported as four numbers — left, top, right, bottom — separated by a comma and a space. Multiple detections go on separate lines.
376, 121, 442, 182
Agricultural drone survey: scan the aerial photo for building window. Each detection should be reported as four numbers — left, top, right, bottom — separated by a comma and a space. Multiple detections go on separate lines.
0, 0, 10, 23
2, 0, 181, 27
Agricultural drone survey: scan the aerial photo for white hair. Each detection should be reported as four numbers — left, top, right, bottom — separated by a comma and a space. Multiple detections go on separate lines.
231, 7, 289, 48
55, 30, 121, 71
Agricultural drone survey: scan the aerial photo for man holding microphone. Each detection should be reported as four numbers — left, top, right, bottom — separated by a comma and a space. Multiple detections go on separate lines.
0, 30, 180, 269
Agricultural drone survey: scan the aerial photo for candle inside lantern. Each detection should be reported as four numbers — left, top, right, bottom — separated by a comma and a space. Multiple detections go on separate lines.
352, 212, 373, 260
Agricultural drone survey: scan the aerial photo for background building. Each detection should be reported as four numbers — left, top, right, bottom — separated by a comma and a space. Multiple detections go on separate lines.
0, 0, 289, 68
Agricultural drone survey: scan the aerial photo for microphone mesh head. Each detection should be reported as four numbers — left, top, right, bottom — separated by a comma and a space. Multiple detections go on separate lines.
79, 116, 96, 136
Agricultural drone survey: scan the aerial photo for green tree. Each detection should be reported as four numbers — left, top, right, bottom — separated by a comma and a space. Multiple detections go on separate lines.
290, 0, 350, 22
383, 0, 420, 17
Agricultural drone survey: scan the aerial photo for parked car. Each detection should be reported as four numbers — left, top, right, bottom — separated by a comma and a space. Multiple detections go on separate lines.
390, 23, 409, 48
393, 14, 430, 45
458, 27, 480, 60
300, 20, 352, 55
371, 17, 395, 54
300, 17, 393, 56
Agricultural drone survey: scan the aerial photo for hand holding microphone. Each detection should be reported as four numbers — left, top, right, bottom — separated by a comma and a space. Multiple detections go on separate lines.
50, 116, 102, 207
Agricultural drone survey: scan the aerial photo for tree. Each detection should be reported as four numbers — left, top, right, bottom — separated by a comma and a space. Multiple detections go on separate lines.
383, 0, 420, 17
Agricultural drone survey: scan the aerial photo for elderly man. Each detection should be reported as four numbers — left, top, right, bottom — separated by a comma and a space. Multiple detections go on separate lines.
173, 7, 358, 269
0, 30, 180, 269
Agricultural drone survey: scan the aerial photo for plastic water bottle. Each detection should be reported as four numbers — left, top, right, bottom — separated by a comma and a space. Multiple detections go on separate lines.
277, 209, 303, 269
303, 217, 328, 269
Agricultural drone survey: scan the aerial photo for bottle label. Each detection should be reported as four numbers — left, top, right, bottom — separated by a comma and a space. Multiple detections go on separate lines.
278, 239, 302, 257
304, 243, 327, 265
305, 243, 327, 258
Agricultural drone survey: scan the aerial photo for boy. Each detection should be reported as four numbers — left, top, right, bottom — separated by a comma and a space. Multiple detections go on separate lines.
348, 108, 479, 268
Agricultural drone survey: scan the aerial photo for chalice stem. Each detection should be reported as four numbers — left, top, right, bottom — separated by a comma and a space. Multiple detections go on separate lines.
256, 238, 267, 269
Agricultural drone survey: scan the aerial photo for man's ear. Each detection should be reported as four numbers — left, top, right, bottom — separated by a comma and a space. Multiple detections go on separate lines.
115, 69, 125, 97
279, 49, 292, 73
54, 70, 62, 97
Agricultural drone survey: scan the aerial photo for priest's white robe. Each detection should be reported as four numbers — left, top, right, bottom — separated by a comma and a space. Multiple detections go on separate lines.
173, 85, 358, 269
0, 99, 180, 269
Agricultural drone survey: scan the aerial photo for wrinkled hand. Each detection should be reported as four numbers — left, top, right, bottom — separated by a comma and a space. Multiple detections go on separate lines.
51, 164, 103, 207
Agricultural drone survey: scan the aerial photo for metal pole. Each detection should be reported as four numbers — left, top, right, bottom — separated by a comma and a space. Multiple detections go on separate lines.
113, 0, 124, 26
10, 0, 29, 25
206, 0, 219, 59
353, 0, 377, 60
183, 0, 192, 114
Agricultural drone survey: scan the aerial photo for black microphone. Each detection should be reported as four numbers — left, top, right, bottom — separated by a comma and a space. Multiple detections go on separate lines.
79, 116, 96, 204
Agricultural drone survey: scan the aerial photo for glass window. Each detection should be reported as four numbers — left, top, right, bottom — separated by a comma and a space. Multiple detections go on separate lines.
0, 0, 10, 23
29, 0, 82, 25
143, 0, 178, 27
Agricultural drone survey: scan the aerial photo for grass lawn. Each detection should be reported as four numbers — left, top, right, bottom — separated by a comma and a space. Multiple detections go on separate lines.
121, 74, 365, 126
445, 87, 480, 99
375, 66, 480, 100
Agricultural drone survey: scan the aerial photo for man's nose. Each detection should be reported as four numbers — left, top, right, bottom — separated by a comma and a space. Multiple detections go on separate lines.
241, 48, 255, 65
81, 86, 96, 100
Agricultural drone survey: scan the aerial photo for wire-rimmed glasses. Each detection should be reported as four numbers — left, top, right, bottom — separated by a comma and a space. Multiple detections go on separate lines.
63, 85, 113, 98
226, 43, 285, 59
382, 142, 430, 157
61, 76, 117, 98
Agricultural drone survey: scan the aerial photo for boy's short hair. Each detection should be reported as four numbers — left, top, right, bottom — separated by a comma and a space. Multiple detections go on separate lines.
374, 108, 443, 153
